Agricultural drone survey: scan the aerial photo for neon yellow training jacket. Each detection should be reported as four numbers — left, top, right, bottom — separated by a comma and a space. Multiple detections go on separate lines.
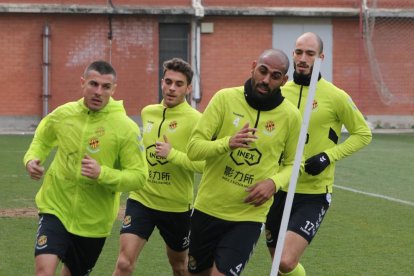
282, 78, 372, 194
187, 87, 302, 223
129, 100, 204, 212
23, 98, 148, 237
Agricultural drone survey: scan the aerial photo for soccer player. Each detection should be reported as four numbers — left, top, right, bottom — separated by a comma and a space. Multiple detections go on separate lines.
24, 60, 148, 276
186, 49, 302, 276
265, 32, 372, 275
113, 58, 204, 276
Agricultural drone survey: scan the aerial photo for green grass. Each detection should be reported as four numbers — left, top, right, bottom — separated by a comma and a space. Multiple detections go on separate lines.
1, 133, 413, 275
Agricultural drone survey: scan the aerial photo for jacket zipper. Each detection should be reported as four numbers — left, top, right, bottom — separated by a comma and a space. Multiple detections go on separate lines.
253, 110, 260, 135
70, 110, 91, 230
297, 85, 304, 109
157, 108, 167, 138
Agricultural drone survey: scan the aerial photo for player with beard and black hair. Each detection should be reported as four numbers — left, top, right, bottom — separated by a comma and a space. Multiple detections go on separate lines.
186, 49, 302, 276
265, 32, 372, 276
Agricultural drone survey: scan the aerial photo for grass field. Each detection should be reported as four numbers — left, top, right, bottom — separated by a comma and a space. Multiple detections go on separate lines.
0, 133, 413, 275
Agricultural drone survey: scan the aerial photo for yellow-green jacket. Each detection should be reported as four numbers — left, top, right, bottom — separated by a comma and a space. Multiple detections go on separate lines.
23, 98, 148, 237
187, 86, 302, 223
129, 100, 204, 212
282, 78, 372, 193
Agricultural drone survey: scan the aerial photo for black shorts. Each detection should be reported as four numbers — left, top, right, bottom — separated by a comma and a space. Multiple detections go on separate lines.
120, 198, 191, 252
265, 191, 331, 247
188, 209, 263, 275
35, 214, 106, 276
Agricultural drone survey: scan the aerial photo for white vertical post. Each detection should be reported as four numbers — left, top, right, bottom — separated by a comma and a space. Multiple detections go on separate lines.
270, 58, 322, 276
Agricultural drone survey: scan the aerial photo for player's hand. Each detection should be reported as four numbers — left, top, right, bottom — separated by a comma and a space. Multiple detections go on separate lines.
244, 179, 276, 207
229, 123, 258, 150
305, 152, 330, 176
81, 155, 101, 179
155, 135, 172, 158
26, 159, 44, 180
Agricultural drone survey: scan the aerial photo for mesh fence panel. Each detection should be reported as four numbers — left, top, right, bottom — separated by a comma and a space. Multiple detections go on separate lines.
362, 0, 414, 105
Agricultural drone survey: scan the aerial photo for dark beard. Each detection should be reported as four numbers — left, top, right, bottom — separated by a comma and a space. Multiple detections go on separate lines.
243, 79, 284, 111
293, 64, 321, 86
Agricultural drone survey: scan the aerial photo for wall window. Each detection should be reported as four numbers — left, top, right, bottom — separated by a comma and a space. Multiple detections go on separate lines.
158, 23, 190, 102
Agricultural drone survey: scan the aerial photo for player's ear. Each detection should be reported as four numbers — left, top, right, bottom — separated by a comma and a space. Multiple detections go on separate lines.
281, 75, 288, 86
251, 61, 257, 74
80, 76, 86, 87
319, 53, 325, 60
186, 84, 192, 95
111, 83, 117, 96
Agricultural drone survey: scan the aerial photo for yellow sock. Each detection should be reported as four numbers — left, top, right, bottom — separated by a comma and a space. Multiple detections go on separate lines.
279, 263, 306, 276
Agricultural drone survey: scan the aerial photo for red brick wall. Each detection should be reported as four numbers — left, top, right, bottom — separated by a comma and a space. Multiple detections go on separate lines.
203, 0, 360, 8
0, 0, 191, 5
0, 14, 43, 116
333, 18, 414, 116
197, 16, 273, 111
0, 1, 412, 120
0, 14, 159, 117
1, 0, 411, 8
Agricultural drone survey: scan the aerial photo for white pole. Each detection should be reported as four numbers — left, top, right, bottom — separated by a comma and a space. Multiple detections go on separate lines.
270, 58, 322, 276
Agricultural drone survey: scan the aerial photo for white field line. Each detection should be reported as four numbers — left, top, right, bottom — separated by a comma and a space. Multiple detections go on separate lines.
335, 185, 414, 206
0, 174, 26, 178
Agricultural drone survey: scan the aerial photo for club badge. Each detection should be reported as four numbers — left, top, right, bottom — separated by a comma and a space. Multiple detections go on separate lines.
87, 137, 100, 153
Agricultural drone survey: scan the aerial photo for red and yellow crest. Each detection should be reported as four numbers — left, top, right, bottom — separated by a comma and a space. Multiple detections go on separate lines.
312, 100, 318, 110
89, 137, 100, 149
169, 121, 178, 130
265, 121, 275, 133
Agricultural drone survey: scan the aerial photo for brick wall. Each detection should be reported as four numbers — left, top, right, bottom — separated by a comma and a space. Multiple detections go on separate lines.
198, 16, 273, 111
0, 0, 413, 129
0, 14, 159, 117
0, 0, 191, 5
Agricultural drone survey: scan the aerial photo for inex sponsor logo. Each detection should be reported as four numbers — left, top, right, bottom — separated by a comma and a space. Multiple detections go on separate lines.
145, 144, 168, 166
230, 148, 262, 166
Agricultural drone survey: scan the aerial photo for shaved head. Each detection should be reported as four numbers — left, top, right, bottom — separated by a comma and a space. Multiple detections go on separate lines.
296, 32, 324, 54
258, 49, 290, 74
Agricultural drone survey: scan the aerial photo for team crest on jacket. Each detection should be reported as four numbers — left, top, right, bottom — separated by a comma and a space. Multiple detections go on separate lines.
168, 121, 178, 132
264, 120, 275, 135
312, 100, 318, 110
87, 137, 100, 153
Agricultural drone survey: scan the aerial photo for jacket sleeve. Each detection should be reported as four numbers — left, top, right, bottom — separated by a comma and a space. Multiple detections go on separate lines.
168, 148, 205, 173
187, 93, 231, 160
325, 94, 372, 163
23, 113, 57, 166
269, 110, 303, 191
97, 122, 148, 192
